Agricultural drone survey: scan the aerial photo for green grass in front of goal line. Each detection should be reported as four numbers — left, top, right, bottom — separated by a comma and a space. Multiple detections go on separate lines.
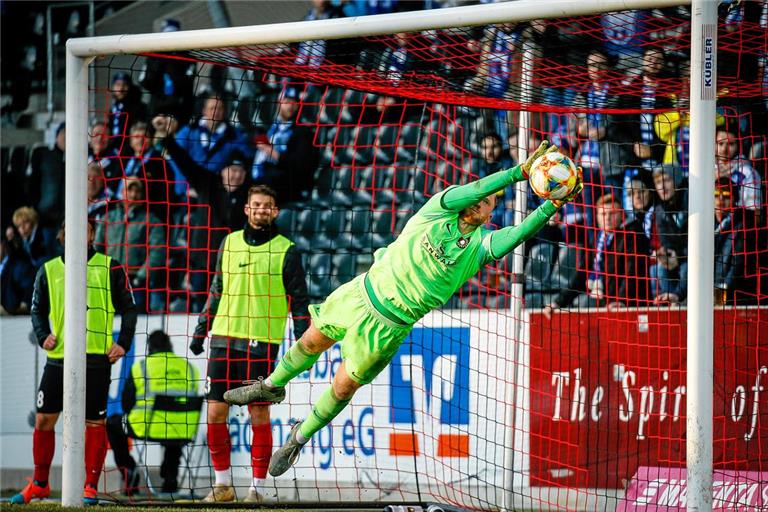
7, 504, 385, 512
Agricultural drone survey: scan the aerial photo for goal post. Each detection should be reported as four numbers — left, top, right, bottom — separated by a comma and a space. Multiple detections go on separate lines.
686, 1, 718, 510
62, 48, 90, 508
60, 0, 735, 508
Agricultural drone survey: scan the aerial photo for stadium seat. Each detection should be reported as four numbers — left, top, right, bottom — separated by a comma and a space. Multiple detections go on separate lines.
319, 87, 345, 125
331, 252, 357, 289
298, 85, 322, 123
524, 242, 559, 292
360, 210, 395, 249
310, 165, 335, 203
343, 126, 377, 166
293, 208, 323, 250
335, 208, 371, 251
313, 208, 349, 251
306, 252, 333, 300
390, 165, 413, 192
275, 207, 297, 235
412, 166, 439, 198
396, 123, 423, 162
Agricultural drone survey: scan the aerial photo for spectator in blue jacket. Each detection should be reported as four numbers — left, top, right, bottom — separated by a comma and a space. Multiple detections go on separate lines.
9, 207, 60, 270
174, 94, 252, 174
251, 87, 318, 203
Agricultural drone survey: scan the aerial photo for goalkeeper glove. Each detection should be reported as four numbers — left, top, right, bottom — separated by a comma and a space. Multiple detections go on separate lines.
520, 140, 559, 178
189, 335, 205, 355
551, 167, 584, 209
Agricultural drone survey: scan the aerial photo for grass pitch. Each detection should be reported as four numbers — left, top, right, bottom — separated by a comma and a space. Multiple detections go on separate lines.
7, 505, 383, 512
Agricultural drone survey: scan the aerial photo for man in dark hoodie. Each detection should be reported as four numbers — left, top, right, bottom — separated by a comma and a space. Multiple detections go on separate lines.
152, 113, 251, 311
12, 221, 137, 505
189, 185, 309, 503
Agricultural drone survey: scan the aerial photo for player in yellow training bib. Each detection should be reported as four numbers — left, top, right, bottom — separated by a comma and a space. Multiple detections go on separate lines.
225, 140, 583, 477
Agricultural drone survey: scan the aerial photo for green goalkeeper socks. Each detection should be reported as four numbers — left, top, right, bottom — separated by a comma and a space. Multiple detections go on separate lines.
299, 386, 352, 441
268, 341, 321, 388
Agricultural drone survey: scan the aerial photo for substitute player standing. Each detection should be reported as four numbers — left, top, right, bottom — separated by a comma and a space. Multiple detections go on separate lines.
12, 222, 137, 505
225, 141, 583, 476
190, 185, 309, 502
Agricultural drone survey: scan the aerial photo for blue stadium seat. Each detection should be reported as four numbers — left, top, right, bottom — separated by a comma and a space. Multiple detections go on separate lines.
336, 208, 371, 251
313, 208, 349, 251
275, 207, 297, 235
298, 85, 322, 123
309, 165, 336, 206
331, 252, 358, 289
319, 87, 345, 125
396, 123, 423, 162
292, 208, 323, 251
306, 252, 333, 300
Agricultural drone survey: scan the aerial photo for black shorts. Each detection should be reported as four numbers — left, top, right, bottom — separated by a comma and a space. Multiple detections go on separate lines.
205, 338, 279, 402
37, 363, 111, 420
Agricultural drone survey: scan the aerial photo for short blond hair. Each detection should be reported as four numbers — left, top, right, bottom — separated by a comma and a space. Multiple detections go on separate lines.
13, 206, 38, 226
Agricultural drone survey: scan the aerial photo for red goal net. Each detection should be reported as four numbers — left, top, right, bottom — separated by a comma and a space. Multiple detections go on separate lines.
78, 4, 767, 509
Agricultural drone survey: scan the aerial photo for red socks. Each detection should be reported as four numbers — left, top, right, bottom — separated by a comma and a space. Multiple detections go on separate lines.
207, 423, 232, 471
33, 429, 55, 483
250, 422, 272, 479
84, 424, 107, 488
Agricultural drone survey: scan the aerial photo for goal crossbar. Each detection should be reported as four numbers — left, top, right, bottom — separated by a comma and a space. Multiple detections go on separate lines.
67, 0, 687, 56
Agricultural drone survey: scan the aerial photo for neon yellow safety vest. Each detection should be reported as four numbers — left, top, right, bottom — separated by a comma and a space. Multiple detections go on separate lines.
44, 253, 114, 359
211, 230, 292, 344
127, 352, 200, 440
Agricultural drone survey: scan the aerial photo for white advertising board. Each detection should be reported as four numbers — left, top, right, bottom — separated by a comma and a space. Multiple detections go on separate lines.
1, 310, 523, 508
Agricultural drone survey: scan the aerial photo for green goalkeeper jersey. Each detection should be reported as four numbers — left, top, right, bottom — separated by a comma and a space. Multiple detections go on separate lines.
366, 166, 558, 324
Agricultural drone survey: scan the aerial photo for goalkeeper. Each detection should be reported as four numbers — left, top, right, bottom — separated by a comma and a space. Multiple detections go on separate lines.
225, 141, 582, 477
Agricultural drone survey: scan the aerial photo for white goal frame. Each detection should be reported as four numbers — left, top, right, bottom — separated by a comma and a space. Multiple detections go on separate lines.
63, 0, 713, 508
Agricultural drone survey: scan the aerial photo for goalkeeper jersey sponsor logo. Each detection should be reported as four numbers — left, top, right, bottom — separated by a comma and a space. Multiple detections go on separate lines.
420, 233, 457, 268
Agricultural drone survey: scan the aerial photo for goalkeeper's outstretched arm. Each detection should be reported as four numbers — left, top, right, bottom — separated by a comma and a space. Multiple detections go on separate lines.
486, 201, 558, 260
486, 169, 584, 260
441, 140, 556, 212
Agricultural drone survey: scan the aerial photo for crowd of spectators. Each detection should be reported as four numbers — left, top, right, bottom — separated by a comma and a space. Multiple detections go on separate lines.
2, 1, 767, 315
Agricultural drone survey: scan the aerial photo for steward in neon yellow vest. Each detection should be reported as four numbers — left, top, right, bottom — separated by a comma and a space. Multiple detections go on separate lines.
126, 349, 201, 440
31, 248, 137, 367
193, 222, 310, 353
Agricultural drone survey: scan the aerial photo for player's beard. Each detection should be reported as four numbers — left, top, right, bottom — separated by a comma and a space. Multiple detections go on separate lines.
249, 214, 273, 230
460, 208, 487, 228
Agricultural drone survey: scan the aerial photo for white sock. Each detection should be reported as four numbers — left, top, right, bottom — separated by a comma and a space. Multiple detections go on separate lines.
264, 377, 275, 389
295, 429, 309, 444
214, 469, 231, 486
251, 477, 266, 494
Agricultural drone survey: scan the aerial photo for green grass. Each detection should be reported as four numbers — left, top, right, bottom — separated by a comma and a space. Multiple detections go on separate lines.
5, 505, 383, 512
3, 502, 384, 512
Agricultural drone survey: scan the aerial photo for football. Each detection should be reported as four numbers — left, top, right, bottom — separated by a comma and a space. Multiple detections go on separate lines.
528, 151, 579, 200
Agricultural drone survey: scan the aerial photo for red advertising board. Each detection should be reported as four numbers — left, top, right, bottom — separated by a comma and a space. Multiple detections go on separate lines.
528, 308, 768, 488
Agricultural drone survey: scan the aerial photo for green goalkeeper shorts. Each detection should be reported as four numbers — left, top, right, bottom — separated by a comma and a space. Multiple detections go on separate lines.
309, 274, 413, 385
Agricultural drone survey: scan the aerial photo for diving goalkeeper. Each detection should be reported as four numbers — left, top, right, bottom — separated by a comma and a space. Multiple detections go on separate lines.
225, 141, 582, 476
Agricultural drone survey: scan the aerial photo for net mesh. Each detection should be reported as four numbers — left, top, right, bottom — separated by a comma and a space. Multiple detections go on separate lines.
78, 5, 768, 510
